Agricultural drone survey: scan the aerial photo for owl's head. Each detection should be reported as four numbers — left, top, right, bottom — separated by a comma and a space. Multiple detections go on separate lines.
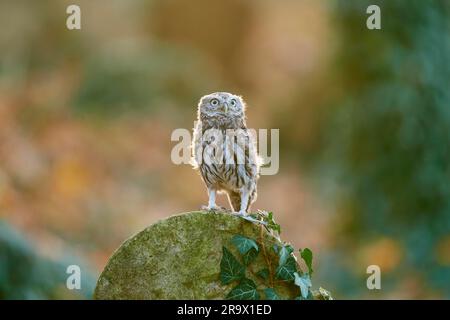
198, 92, 246, 121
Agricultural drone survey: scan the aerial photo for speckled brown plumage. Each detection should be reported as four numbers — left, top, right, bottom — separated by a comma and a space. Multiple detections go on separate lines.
191, 92, 260, 214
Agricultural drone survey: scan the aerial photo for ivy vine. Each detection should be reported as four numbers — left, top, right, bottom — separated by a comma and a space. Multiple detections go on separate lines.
219, 210, 333, 300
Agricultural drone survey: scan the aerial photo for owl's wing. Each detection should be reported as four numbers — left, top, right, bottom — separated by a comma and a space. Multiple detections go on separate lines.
244, 129, 262, 170
190, 121, 203, 169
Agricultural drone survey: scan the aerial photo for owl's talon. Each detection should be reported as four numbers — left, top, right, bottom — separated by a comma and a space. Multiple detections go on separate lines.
201, 205, 225, 212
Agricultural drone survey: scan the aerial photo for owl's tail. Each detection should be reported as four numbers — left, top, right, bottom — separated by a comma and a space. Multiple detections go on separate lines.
227, 189, 257, 213
228, 192, 241, 212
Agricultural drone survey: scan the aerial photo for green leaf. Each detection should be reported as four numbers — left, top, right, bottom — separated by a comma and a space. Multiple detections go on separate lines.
278, 245, 294, 267
231, 235, 259, 255
267, 212, 281, 234
220, 247, 245, 285
264, 288, 281, 300
300, 248, 313, 275
275, 256, 297, 281
294, 272, 312, 299
226, 278, 260, 300
242, 248, 258, 266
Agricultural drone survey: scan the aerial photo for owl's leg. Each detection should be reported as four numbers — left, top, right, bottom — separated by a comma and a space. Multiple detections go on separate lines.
207, 189, 216, 209
201, 188, 222, 211
238, 190, 249, 215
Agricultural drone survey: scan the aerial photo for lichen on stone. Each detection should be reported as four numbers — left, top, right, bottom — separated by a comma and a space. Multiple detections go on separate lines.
94, 211, 296, 300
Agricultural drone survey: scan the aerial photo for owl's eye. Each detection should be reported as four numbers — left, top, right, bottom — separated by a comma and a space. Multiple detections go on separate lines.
230, 99, 237, 107
210, 99, 219, 107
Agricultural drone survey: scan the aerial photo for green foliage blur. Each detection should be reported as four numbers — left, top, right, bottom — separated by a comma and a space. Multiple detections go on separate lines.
0, 0, 448, 299
314, 0, 450, 298
0, 221, 95, 299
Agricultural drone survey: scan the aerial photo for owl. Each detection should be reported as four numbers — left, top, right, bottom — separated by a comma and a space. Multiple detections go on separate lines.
191, 92, 260, 216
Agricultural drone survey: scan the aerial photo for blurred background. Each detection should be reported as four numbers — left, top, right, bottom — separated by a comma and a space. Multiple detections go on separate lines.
0, 0, 449, 299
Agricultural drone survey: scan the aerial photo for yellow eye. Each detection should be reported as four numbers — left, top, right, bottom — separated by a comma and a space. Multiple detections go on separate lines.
210, 98, 219, 107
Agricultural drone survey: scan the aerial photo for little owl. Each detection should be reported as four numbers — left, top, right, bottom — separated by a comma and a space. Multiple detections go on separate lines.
191, 92, 260, 216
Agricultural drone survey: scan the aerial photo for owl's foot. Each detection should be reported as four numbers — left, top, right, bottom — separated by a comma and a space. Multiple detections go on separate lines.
201, 205, 227, 212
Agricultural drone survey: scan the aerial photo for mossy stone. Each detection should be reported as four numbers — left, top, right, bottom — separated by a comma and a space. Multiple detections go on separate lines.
94, 211, 299, 300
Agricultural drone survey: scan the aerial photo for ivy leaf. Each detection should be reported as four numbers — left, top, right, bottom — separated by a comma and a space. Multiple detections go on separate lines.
242, 248, 258, 266
256, 268, 269, 280
220, 247, 245, 284
264, 288, 281, 300
278, 245, 294, 267
300, 248, 313, 275
275, 256, 297, 281
267, 212, 281, 234
226, 278, 260, 300
294, 272, 312, 299
231, 235, 259, 255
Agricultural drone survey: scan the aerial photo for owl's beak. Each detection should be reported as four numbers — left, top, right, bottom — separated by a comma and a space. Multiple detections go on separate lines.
223, 103, 228, 113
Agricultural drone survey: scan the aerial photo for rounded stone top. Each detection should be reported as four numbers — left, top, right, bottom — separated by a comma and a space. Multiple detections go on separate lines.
94, 211, 296, 300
